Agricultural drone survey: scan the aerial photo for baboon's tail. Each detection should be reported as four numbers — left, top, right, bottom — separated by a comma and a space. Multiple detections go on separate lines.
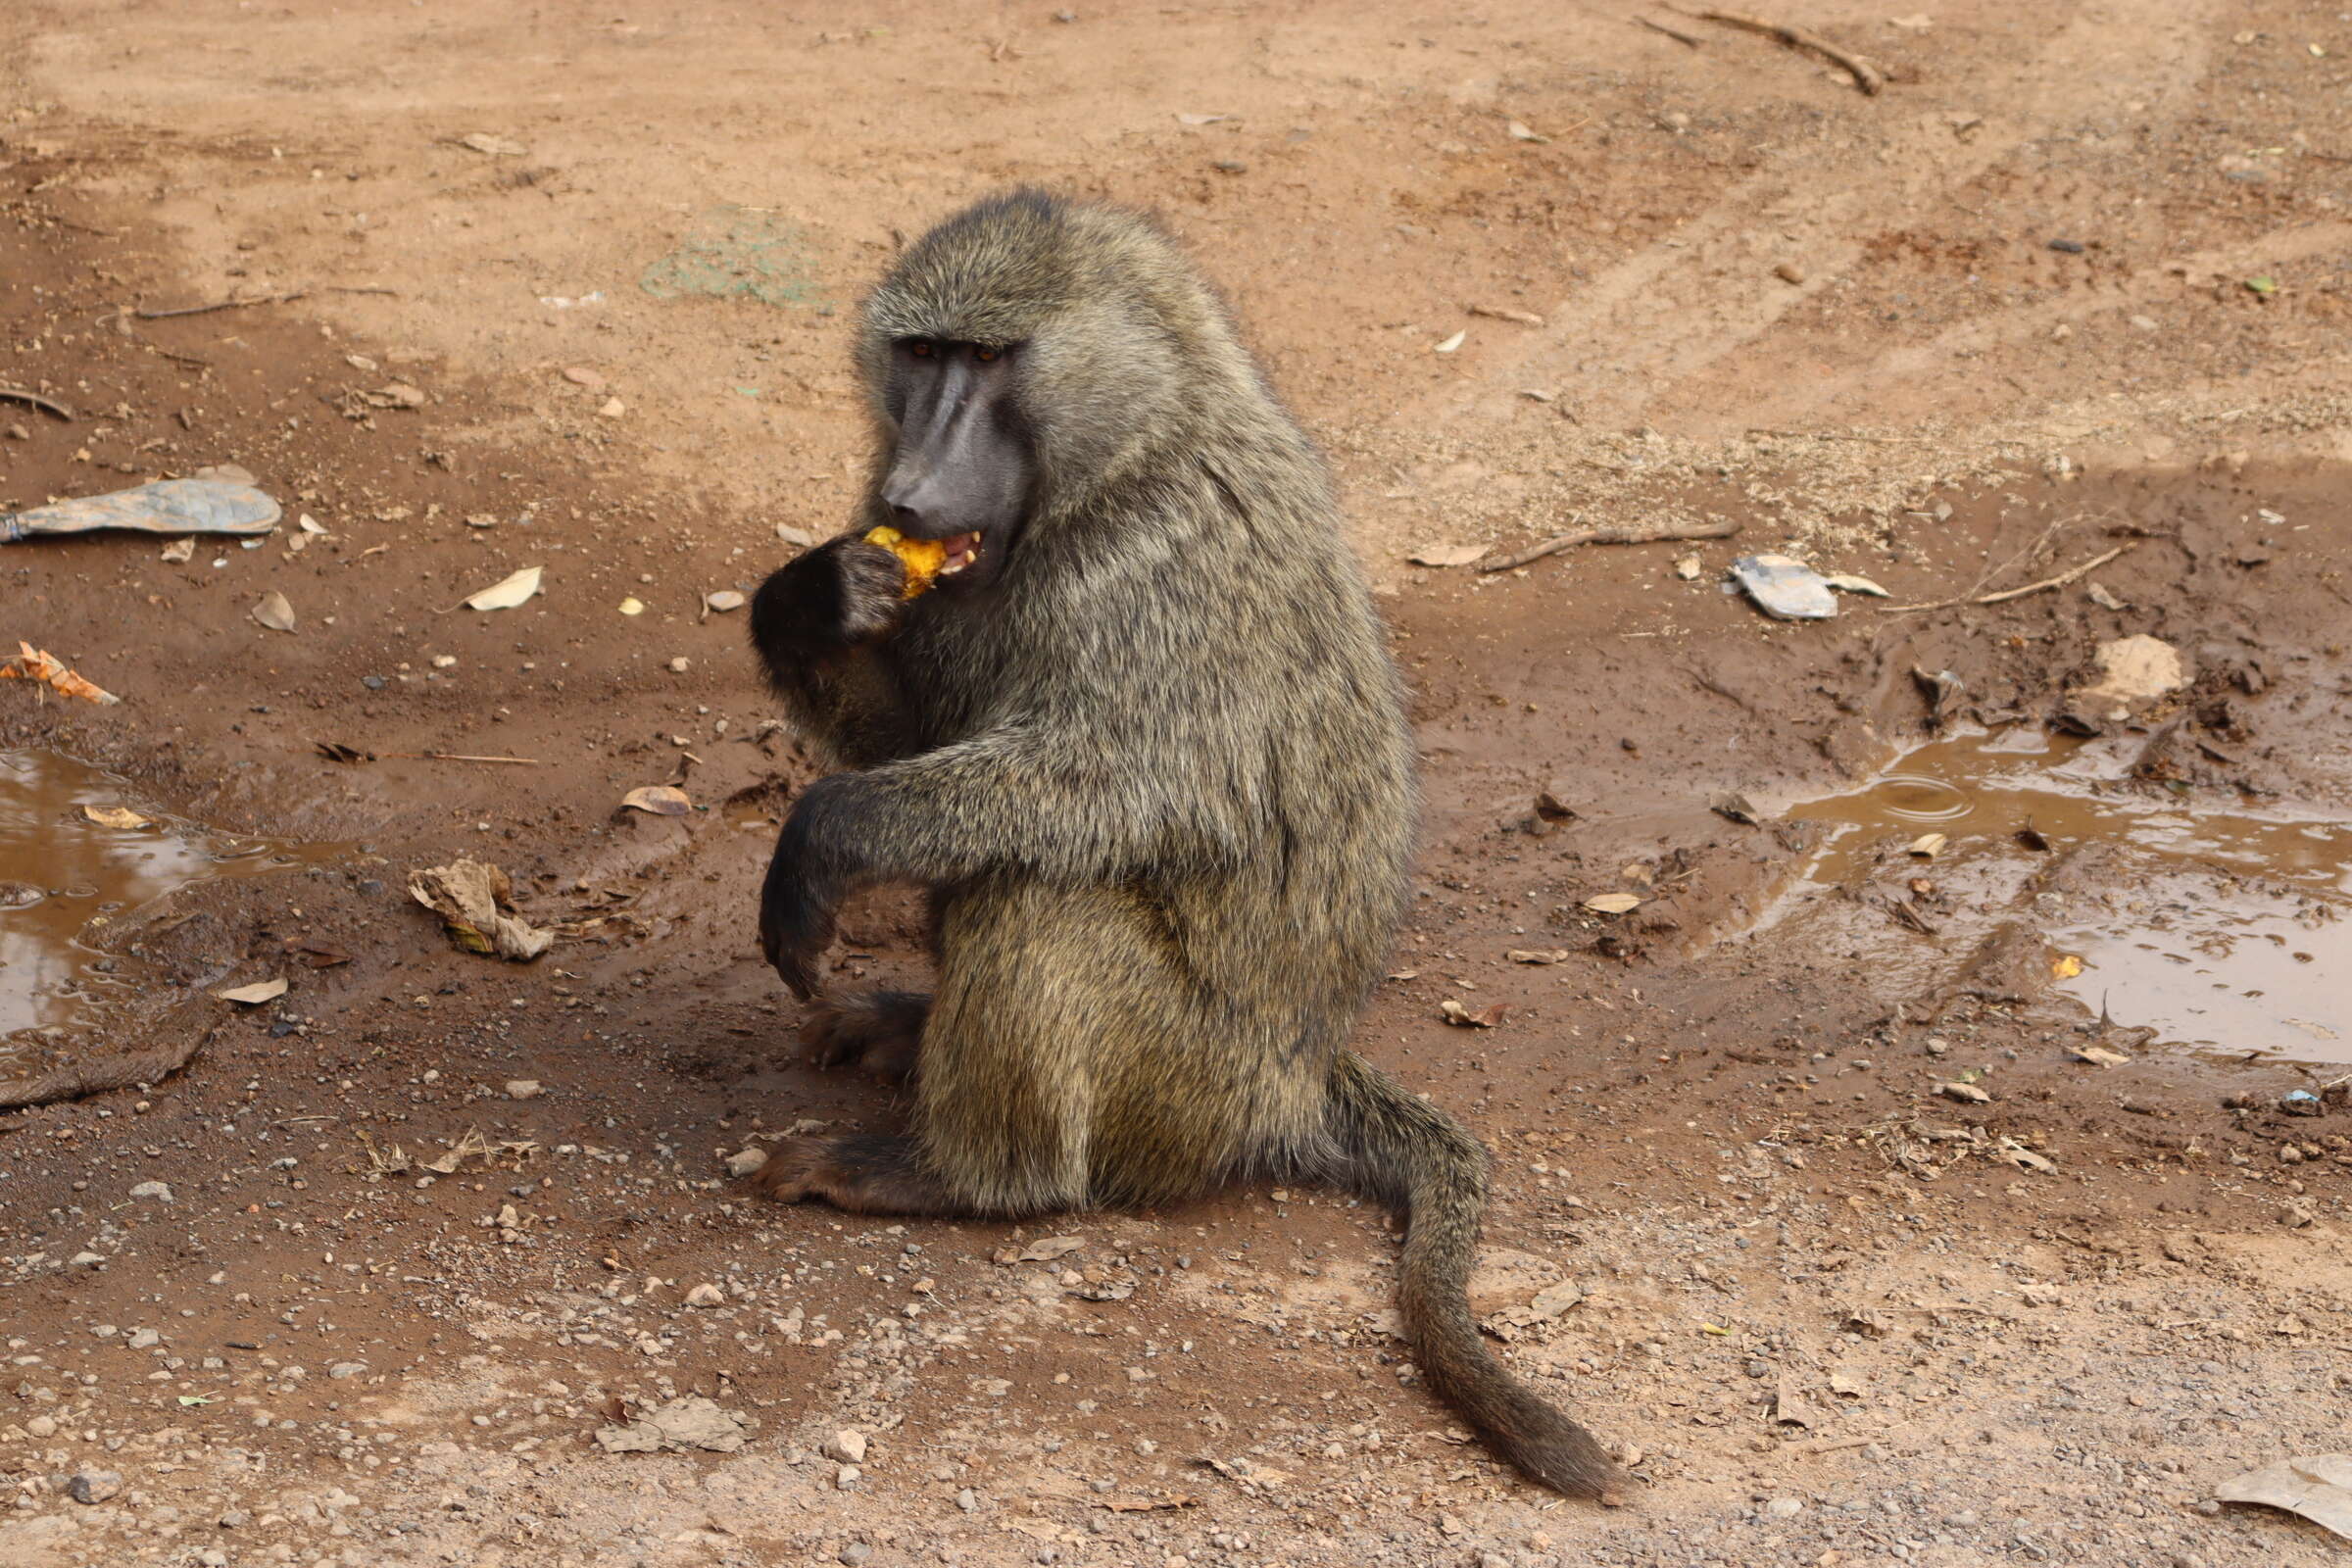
1323, 1050, 1627, 1503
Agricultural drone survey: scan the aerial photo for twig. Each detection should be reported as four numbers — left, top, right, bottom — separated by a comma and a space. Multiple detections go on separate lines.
1784, 1435, 1875, 1455
324, 285, 402, 297
0, 386, 73, 420
134, 291, 310, 320
1692, 8, 1885, 95
1480, 518, 1740, 573
1637, 15, 1704, 47
386, 752, 543, 765
1884, 544, 2133, 613
1746, 427, 1918, 444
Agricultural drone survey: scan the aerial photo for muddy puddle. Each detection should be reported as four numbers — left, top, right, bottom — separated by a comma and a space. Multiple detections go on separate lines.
1767, 729, 2351, 1062
0, 749, 339, 1074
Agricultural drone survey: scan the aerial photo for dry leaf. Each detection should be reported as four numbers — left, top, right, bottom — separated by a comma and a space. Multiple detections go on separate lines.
1907, 832, 1948, 858
460, 131, 527, 156
993, 1236, 1085, 1264
1408, 542, 1490, 568
1440, 999, 1509, 1028
160, 536, 195, 564
251, 591, 297, 633
617, 597, 646, 616
1506, 120, 1547, 143
1584, 892, 1643, 914
1993, 1138, 2055, 1173
621, 785, 692, 816
1823, 573, 1889, 597
0, 642, 121, 705
216, 978, 288, 1004
462, 565, 542, 612
2073, 1045, 2131, 1066
1936, 1080, 1992, 1103
80, 805, 150, 829
408, 858, 553, 961
1176, 112, 1232, 125
2215, 1454, 2352, 1541
1433, 329, 1467, 354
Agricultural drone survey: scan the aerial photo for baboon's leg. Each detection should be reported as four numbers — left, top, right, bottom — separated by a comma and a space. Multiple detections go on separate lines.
801, 990, 931, 1082
749, 1134, 986, 1216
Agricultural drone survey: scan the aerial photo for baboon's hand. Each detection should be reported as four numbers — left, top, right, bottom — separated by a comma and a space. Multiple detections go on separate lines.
759, 783, 851, 1000
751, 536, 907, 662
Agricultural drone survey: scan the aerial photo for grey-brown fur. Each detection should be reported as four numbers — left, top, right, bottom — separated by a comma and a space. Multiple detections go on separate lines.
748, 189, 1625, 1501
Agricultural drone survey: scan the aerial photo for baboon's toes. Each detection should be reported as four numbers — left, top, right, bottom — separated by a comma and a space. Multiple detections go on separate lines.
798, 1004, 866, 1071
744, 1137, 832, 1203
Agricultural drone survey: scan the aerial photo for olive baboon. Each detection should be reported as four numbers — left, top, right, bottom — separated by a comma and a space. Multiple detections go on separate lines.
748, 190, 1624, 1501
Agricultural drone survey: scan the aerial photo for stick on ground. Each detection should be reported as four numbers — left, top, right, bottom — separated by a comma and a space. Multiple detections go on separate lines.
1884, 544, 2132, 613
134, 291, 311, 320
0, 386, 73, 420
1694, 9, 1885, 94
1479, 517, 1741, 573
1637, 15, 1704, 47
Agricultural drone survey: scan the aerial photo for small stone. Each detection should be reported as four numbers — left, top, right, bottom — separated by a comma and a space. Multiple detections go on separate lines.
328, 1361, 368, 1380
1210, 160, 1248, 174
667, 657, 690, 673
219, 1508, 250, 1528
724, 1148, 768, 1178
1766, 1496, 1804, 1518
956, 1488, 978, 1512
69, 1469, 123, 1504
129, 1180, 173, 1201
563, 366, 606, 389
598, 397, 625, 418
504, 1079, 543, 1101
824, 1429, 868, 1465
2047, 237, 2085, 253
25, 1415, 57, 1438
1773, 262, 1805, 285
127, 1328, 162, 1349
684, 1283, 725, 1307
835, 1464, 860, 1489
4, 422, 29, 441
839, 1545, 873, 1566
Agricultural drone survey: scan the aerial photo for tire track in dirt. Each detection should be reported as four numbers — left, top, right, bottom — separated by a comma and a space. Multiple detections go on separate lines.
1401, 0, 2221, 438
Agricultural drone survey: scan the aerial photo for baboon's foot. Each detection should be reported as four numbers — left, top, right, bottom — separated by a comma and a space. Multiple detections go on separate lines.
746, 1134, 965, 1215
800, 990, 930, 1083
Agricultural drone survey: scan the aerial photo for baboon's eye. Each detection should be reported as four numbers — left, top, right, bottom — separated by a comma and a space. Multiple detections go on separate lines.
974, 346, 999, 363
908, 339, 934, 358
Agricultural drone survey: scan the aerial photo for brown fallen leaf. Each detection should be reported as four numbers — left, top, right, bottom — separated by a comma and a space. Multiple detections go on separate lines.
992, 1236, 1085, 1264
1440, 999, 1509, 1028
1584, 892, 1643, 914
216, 978, 289, 1005
80, 805, 151, 829
1408, 542, 1491, 568
251, 591, 297, 633
408, 858, 554, 961
621, 785, 692, 816
1936, 1080, 1992, 1103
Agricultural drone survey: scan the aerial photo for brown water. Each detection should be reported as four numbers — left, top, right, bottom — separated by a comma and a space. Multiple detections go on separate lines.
1781, 729, 2351, 1061
0, 749, 338, 1060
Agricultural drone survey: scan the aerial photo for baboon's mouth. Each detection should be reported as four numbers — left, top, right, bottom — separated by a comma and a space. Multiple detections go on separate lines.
938, 531, 982, 578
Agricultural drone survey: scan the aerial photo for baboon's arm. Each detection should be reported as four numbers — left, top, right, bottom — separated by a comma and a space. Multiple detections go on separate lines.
760, 723, 1220, 996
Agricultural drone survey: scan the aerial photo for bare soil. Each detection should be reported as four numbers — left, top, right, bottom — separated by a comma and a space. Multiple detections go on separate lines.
4, 4, 2351, 1567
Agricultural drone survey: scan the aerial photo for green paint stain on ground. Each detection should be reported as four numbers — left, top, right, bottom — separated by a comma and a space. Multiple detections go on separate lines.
640, 207, 823, 308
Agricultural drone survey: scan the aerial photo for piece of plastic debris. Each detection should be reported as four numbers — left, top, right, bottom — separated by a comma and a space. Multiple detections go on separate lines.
462, 565, 543, 612
621, 785, 691, 816
1731, 555, 1838, 619
0, 642, 121, 704
2216, 1453, 2352, 1541
216, 978, 288, 1005
2283, 1090, 2324, 1116
2, 478, 280, 544
408, 858, 553, 961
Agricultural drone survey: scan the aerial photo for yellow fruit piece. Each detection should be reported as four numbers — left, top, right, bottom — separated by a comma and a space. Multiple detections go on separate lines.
864, 525, 949, 600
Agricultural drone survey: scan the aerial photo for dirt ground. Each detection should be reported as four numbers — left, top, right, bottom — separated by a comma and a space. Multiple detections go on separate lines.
5, 2, 2352, 1566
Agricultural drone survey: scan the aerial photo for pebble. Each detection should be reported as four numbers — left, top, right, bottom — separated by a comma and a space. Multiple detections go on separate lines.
1766, 1496, 1805, 1518
2047, 237, 2086, 253
25, 1415, 57, 1439
824, 1429, 867, 1465
127, 1328, 162, 1349
68, 1469, 123, 1504
128, 1180, 173, 1201
956, 1488, 978, 1511
839, 1545, 873, 1566
328, 1362, 368, 1379
684, 1283, 725, 1307
723, 1149, 768, 1177
835, 1464, 860, 1489
504, 1079, 543, 1101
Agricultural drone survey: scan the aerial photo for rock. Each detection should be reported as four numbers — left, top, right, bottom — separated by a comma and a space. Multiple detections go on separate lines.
328, 1362, 368, 1380
127, 1328, 162, 1348
2075, 634, 2188, 716
723, 1148, 768, 1177
25, 1415, 57, 1439
836, 1464, 861, 1489
592, 1396, 747, 1453
128, 1180, 173, 1201
504, 1079, 543, 1101
69, 1469, 123, 1504
1766, 1496, 1805, 1518
824, 1429, 868, 1465
684, 1283, 725, 1307
839, 1544, 873, 1565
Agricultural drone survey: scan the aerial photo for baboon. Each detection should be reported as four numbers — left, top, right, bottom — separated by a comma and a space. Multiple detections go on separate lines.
748, 190, 1624, 1502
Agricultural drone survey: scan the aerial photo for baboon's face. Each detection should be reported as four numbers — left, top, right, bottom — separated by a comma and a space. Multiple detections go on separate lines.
877, 337, 1035, 591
